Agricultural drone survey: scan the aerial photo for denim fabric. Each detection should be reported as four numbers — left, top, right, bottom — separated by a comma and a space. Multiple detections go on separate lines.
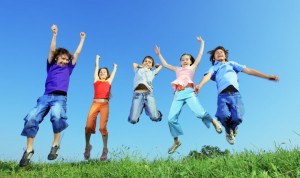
168, 88, 213, 137
128, 92, 162, 124
21, 94, 68, 137
216, 92, 245, 134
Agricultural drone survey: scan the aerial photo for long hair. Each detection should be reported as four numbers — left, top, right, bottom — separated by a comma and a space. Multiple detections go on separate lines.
208, 46, 228, 65
98, 67, 110, 80
180, 53, 195, 66
53, 48, 73, 61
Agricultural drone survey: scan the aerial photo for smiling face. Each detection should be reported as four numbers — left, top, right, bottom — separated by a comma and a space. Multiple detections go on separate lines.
213, 49, 227, 63
142, 57, 154, 69
180, 54, 193, 67
55, 54, 70, 66
98, 68, 109, 80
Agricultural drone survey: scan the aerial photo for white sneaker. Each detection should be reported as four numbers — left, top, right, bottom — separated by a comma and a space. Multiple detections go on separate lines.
226, 130, 235, 145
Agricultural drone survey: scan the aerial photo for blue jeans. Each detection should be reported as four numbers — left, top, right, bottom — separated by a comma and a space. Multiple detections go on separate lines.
128, 92, 162, 124
168, 88, 213, 137
216, 92, 245, 134
21, 94, 68, 137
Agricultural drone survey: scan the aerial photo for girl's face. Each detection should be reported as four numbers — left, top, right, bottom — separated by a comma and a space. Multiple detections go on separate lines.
214, 49, 226, 62
180, 55, 192, 67
142, 57, 154, 69
56, 54, 69, 66
99, 68, 108, 80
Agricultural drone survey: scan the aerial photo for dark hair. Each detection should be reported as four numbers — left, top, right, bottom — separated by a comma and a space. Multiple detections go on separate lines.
208, 46, 228, 65
180, 53, 195, 66
142, 56, 155, 68
98, 67, 110, 80
53, 48, 73, 61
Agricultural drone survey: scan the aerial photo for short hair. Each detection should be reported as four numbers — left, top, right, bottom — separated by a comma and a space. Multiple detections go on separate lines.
142, 56, 155, 68
180, 53, 195, 66
53, 48, 73, 61
208, 46, 228, 65
98, 67, 110, 80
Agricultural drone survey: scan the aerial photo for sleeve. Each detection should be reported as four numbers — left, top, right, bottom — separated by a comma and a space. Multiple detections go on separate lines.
231, 61, 246, 73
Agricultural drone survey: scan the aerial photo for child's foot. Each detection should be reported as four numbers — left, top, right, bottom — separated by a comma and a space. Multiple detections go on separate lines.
19, 150, 34, 167
48, 145, 60, 160
100, 148, 108, 161
212, 119, 222, 134
226, 130, 235, 145
168, 141, 181, 154
84, 144, 92, 160
233, 127, 238, 137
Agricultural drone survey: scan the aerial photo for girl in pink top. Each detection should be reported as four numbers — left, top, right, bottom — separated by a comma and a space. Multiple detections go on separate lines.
84, 54, 117, 161
155, 36, 222, 154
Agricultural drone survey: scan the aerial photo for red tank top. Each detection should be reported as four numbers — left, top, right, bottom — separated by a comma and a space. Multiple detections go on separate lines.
94, 81, 111, 99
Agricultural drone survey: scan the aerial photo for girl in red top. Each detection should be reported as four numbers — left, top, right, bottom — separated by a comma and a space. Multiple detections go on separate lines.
84, 54, 117, 161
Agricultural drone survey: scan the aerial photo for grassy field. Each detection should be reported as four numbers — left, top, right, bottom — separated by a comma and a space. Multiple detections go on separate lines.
1, 146, 300, 178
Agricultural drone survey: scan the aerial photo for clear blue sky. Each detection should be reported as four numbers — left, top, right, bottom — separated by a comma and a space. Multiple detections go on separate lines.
1, 0, 299, 162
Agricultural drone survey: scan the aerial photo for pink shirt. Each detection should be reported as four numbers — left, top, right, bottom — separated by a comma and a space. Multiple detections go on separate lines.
171, 66, 195, 90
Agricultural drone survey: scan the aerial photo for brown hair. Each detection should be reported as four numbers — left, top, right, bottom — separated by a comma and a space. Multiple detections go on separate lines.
208, 46, 228, 65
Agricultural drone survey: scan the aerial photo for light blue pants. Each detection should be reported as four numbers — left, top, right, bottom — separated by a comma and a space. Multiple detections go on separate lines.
21, 94, 68, 137
128, 91, 162, 124
168, 88, 212, 137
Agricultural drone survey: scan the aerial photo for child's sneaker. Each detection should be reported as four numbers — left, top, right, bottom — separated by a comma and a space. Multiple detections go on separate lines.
48, 145, 59, 160
19, 150, 34, 167
226, 130, 235, 145
212, 119, 222, 134
84, 144, 92, 160
233, 127, 238, 137
168, 141, 181, 154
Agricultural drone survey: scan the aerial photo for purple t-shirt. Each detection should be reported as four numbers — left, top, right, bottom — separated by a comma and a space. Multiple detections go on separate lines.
44, 59, 76, 94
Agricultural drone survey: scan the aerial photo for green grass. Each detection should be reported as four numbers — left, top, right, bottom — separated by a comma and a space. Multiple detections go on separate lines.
1, 147, 300, 178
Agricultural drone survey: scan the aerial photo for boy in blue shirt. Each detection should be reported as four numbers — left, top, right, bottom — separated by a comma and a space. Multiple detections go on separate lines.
19, 25, 86, 167
195, 46, 279, 145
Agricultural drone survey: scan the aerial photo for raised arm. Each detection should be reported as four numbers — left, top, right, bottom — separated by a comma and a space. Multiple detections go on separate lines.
242, 68, 279, 81
154, 64, 163, 75
72, 32, 86, 65
108, 64, 117, 84
191, 36, 205, 71
155, 45, 177, 72
132, 62, 143, 68
48, 24, 58, 63
195, 73, 212, 94
94, 55, 100, 82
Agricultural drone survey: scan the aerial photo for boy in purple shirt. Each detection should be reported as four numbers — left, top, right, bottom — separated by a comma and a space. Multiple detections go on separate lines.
196, 46, 279, 145
19, 25, 86, 167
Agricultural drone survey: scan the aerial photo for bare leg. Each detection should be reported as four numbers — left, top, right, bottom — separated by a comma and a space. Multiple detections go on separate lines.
52, 133, 60, 146
100, 134, 108, 160
26, 137, 34, 151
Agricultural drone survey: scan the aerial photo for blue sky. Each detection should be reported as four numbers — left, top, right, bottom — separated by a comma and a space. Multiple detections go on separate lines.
1, 0, 299, 162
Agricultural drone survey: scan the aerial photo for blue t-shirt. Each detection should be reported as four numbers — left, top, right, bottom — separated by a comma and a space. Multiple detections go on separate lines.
205, 61, 246, 94
133, 68, 156, 92
44, 59, 76, 94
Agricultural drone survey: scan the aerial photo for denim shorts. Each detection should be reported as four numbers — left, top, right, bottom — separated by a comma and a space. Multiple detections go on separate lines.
21, 94, 68, 137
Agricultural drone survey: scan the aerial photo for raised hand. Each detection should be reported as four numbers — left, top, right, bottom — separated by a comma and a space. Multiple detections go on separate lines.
196, 36, 204, 43
154, 45, 161, 55
80, 32, 86, 39
51, 24, 58, 35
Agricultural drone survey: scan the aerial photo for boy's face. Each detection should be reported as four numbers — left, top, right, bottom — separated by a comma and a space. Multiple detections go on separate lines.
142, 58, 153, 69
56, 54, 69, 66
99, 68, 108, 80
180, 54, 192, 67
213, 49, 226, 62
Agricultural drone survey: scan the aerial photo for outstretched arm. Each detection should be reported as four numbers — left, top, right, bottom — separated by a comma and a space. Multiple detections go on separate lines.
94, 55, 100, 82
155, 45, 177, 72
154, 64, 163, 75
242, 68, 279, 81
72, 32, 86, 65
191, 36, 205, 71
48, 24, 58, 63
108, 64, 117, 84
195, 73, 212, 94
